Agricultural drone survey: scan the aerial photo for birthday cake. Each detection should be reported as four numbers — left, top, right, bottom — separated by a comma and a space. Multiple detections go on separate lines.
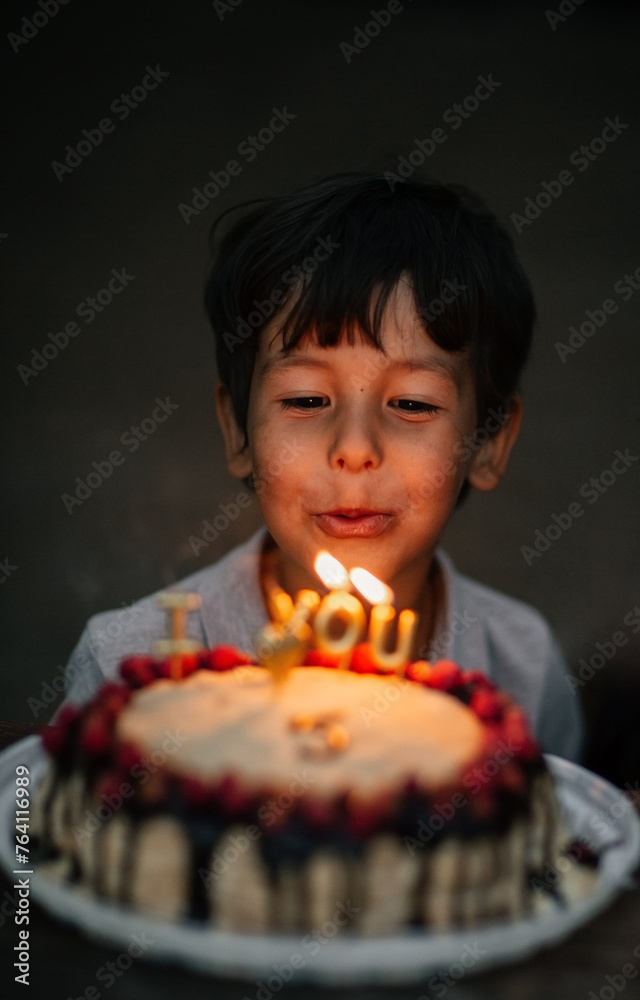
31, 643, 591, 934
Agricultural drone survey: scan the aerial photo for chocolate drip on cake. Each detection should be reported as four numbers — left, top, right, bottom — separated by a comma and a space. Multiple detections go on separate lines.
30, 767, 61, 863
182, 814, 224, 922
93, 821, 109, 898
118, 815, 139, 905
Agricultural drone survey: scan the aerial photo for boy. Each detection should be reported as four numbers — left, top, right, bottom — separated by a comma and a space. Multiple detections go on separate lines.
60, 171, 583, 760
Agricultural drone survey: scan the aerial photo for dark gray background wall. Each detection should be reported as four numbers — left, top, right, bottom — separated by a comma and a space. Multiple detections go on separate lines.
2, 1, 639, 756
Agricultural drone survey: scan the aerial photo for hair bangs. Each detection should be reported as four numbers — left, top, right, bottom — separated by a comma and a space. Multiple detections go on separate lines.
259, 195, 480, 358
206, 171, 535, 440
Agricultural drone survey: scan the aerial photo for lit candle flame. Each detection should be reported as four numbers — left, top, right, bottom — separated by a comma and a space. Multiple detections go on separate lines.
349, 567, 394, 606
314, 551, 350, 590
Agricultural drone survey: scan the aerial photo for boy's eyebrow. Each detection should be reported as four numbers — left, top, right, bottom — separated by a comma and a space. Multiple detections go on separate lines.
261, 353, 463, 387
395, 357, 461, 383
260, 355, 334, 379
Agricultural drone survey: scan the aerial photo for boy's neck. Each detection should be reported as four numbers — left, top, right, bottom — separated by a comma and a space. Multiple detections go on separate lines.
259, 535, 443, 661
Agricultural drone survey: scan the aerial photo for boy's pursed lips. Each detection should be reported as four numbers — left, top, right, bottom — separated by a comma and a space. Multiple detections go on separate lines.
315, 509, 393, 538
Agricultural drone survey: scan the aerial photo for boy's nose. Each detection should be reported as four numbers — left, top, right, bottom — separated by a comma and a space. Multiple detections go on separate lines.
328, 409, 382, 472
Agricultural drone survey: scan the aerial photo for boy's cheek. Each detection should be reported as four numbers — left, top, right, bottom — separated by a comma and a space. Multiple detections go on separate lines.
251, 461, 304, 514
413, 454, 467, 506
249, 425, 310, 480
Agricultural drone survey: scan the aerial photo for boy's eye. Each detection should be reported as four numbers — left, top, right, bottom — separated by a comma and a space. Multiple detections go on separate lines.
280, 396, 328, 411
390, 399, 440, 415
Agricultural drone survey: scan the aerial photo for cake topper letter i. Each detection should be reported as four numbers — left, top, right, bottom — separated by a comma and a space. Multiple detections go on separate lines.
153, 592, 203, 679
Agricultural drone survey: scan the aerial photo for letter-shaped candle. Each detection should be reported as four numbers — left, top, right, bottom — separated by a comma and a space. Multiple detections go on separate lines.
313, 552, 365, 667
350, 567, 418, 674
256, 590, 320, 686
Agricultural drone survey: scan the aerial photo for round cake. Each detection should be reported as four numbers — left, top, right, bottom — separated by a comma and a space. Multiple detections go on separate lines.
32, 646, 586, 934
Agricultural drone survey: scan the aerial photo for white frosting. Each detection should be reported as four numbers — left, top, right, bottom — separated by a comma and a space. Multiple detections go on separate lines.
116, 666, 485, 799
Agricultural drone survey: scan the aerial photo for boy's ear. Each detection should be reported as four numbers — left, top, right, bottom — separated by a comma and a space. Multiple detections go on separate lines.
467, 396, 523, 492
215, 382, 253, 479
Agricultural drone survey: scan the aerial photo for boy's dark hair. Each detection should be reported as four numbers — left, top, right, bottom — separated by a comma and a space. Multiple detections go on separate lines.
204, 171, 535, 444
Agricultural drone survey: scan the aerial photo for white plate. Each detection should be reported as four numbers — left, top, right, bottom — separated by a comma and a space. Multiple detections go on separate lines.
1, 737, 639, 986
